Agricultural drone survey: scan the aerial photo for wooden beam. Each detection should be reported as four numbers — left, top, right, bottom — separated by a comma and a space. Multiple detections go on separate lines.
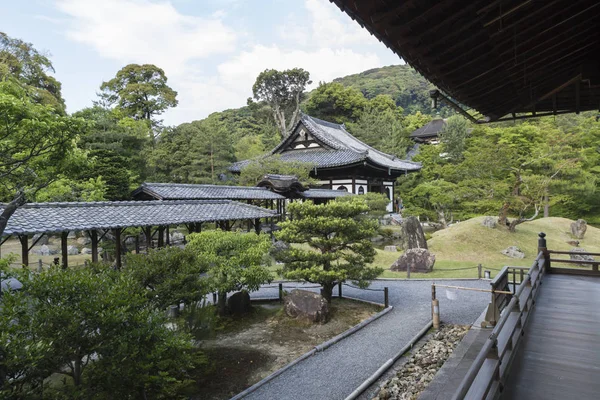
91, 230, 98, 263
19, 234, 28, 268
61, 231, 68, 269
114, 228, 122, 270
482, 0, 533, 27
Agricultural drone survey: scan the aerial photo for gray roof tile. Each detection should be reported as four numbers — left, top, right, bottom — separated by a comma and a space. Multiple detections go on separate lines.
134, 182, 284, 200
1, 200, 278, 236
300, 189, 354, 199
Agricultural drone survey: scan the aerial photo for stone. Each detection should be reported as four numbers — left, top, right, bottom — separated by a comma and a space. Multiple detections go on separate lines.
270, 240, 290, 256
67, 245, 79, 255
570, 219, 587, 239
566, 240, 580, 247
31, 245, 59, 256
170, 231, 185, 243
391, 248, 435, 273
384, 245, 398, 252
400, 216, 428, 250
227, 291, 252, 315
501, 246, 525, 259
77, 236, 91, 246
284, 289, 329, 323
570, 247, 595, 266
482, 216, 497, 229
81, 247, 93, 255
32, 233, 49, 246
67, 231, 76, 239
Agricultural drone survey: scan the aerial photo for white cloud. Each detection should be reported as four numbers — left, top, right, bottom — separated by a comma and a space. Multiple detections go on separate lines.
54, 0, 394, 125
55, 0, 237, 75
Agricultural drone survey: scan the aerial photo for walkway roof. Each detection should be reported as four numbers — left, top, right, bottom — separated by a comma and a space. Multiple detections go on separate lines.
330, 0, 600, 122
132, 182, 285, 201
1, 200, 278, 236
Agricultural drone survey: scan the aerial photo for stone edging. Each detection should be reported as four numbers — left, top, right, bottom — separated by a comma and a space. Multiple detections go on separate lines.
344, 320, 434, 400
229, 305, 393, 400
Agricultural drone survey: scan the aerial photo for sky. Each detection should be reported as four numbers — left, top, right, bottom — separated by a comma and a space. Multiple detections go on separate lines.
0, 0, 401, 125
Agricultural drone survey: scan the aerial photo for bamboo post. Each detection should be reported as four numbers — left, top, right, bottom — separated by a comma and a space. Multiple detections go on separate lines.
432, 284, 440, 329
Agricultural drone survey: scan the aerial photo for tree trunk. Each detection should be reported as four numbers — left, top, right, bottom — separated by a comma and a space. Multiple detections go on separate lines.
73, 358, 82, 386
0, 191, 25, 238
436, 209, 448, 229
217, 291, 227, 316
321, 283, 334, 303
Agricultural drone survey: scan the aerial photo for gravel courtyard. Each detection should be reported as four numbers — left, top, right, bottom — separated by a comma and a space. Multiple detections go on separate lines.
241, 279, 490, 400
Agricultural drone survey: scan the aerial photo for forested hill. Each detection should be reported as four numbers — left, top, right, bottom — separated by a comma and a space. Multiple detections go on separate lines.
330, 64, 452, 116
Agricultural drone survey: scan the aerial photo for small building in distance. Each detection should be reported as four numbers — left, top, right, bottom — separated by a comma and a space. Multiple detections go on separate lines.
230, 114, 421, 212
409, 117, 446, 144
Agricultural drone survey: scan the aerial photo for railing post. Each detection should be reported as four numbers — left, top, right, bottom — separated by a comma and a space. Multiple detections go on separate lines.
538, 232, 550, 273
384, 287, 389, 308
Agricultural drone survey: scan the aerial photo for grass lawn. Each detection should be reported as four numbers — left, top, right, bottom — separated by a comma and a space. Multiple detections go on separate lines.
272, 217, 600, 280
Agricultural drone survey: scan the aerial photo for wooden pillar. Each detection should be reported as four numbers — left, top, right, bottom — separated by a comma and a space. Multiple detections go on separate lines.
145, 226, 152, 253
224, 220, 231, 231
157, 226, 164, 248
91, 230, 98, 263
254, 218, 261, 235
135, 235, 140, 254
114, 228, 122, 269
166, 226, 170, 246
61, 231, 68, 269
19, 235, 28, 268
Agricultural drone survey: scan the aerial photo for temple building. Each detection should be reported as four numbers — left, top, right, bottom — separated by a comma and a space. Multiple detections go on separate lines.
231, 114, 421, 211
409, 118, 447, 144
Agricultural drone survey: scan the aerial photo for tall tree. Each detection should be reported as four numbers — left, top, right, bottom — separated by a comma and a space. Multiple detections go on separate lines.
99, 64, 178, 129
0, 32, 65, 113
0, 80, 86, 237
304, 82, 367, 123
251, 68, 311, 138
275, 198, 383, 303
439, 115, 469, 162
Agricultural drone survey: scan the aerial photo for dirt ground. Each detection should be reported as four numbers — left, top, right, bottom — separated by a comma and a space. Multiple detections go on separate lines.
191, 299, 382, 400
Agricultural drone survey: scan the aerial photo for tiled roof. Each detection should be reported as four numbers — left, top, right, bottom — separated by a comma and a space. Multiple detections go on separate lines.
300, 189, 354, 199
409, 119, 447, 138
232, 114, 421, 172
1, 200, 278, 236
133, 182, 285, 200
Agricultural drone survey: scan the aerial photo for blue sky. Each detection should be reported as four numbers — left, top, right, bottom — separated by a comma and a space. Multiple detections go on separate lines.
0, 0, 401, 125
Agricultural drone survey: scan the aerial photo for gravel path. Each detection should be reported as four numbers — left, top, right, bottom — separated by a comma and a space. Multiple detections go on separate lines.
242, 279, 490, 400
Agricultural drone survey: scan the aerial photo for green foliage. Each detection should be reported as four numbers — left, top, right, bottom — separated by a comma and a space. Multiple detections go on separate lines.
237, 155, 316, 186
99, 63, 178, 126
337, 192, 389, 219
304, 82, 367, 123
275, 198, 383, 302
34, 177, 107, 202
149, 116, 235, 184
331, 65, 454, 116
439, 115, 469, 161
186, 230, 272, 314
252, 68, 311, 137
125, 246, 208, 310
0, 266, 197, 399
0, 32, 65, 113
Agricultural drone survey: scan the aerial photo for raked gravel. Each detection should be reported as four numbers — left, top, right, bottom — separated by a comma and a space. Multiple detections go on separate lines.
241, 279, 490, 400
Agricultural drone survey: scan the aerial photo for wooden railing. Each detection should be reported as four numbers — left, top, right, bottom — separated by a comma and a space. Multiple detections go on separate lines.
545, 250, 600, 276
482, 265, 529, 327
452, 238, 547, 399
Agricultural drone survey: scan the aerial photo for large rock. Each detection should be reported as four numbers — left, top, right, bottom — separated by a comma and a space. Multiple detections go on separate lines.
400, 216, 428, 250
227, 291, 252, 315
67, 231, 76, 239
31, 245, 59, 256
81, 247, 93, 255
32, 233, 49, 246
501, 246, 525, 259
67, 245, 79, 255
384, 245, 398, 252
77, 236, 91, 246
482, 216, 497, 229
391, 248, 435, 273
570, 219, 587, 239
284, 289, 329, 323
171, 231, 185, 243
570, 247, 595, 266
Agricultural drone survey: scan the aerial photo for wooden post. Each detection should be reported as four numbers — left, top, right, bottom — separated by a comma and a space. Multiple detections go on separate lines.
407, 263, 411, 279
166, 226, 170, 246
384, 287, 389, 308
538, 232, 550, 272
145, 226, 152, 252
91, 230, 98, 263
212, 292, 217, 304
338, 282, 343, 298
135, 235, 140, 254
114, 228, 122, 269
279, 283, 283, 302
19, 235, 28, 268
432, 298, 440, 329
157, 226, 164, 248
61, 231, 68, 269
254, 218, 261, 235
478, 263, 482, 279
38, 259, 43, 272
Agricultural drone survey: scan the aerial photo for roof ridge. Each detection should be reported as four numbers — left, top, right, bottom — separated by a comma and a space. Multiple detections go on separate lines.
142, 182, 269, 191
12, 200, 233, 209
